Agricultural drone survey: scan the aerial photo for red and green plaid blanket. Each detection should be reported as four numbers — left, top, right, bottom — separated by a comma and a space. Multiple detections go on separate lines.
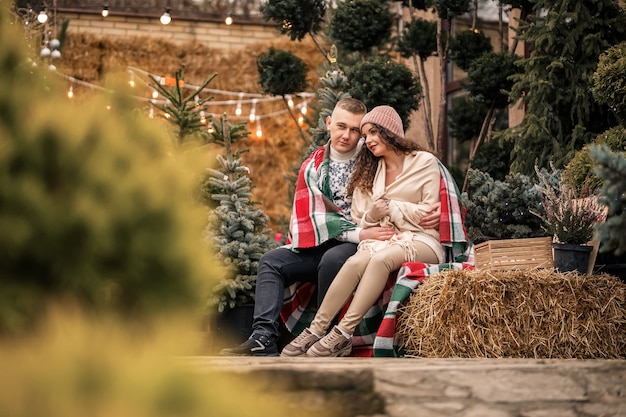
288, 143, 356, 249
280, 162, 475, 357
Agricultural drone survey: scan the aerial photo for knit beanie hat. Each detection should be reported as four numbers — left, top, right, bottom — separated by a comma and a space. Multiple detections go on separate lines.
360, 105, 404, 138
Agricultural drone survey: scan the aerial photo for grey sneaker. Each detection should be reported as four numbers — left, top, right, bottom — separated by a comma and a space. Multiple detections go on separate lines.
280, 328, 320, 357
307, 326, 352, 357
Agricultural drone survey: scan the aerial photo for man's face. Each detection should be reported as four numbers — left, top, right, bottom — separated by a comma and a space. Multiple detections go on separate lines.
326, 107, 364, 154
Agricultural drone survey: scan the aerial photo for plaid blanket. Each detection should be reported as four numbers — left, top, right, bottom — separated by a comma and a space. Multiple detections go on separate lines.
288, 143, 355, 249
280, 163, 475, 357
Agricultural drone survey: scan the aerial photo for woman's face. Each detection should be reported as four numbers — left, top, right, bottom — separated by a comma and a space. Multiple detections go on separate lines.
362, 123, 390, 157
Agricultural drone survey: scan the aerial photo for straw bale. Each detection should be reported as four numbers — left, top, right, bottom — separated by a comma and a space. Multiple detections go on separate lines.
57, 34, 325, 233
396, 269, 626, 359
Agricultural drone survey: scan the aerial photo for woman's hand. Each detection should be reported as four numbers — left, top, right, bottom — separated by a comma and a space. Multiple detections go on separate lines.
360, 226, 396, 241
419, 202, 441, 230
365, 197, 390, 222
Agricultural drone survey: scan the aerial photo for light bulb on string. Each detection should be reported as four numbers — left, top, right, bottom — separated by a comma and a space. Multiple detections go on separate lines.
129, 72, 135, 88
160, 7, 171, 25
152, 90, 158, 99
249, 98, 257, 122
67, 85, 73, 99
255, 119, 262, 138
235, 92, 243, 116
300, 100, 308, 115
199, 110, 206, 124
37, 7, 48, 24
298, 115, 304, 126
225, 12, 233, 25
102, 5, 109, 17
287, 95, 294, 108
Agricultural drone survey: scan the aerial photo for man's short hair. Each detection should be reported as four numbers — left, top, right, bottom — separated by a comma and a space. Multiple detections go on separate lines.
334, 97, 367, 115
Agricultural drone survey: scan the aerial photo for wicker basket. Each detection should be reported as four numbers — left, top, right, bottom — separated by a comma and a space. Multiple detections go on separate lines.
474, 237, 554, 270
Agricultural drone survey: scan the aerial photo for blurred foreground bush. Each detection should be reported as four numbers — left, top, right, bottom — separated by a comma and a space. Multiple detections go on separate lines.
0, 4, 218, 333
0, 6, 308, 417
0, 309, 298, 417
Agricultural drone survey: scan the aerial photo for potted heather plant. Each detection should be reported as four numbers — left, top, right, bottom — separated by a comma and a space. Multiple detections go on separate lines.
533, 166, 607, 274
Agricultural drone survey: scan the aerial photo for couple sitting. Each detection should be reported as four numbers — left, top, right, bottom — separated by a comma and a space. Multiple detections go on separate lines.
220, 99, 472, 357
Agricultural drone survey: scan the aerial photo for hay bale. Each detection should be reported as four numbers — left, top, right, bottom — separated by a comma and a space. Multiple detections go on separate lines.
396, 269, 626, 359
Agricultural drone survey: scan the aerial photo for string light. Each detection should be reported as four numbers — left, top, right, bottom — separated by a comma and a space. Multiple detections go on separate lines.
255, 119, 262, 138
101, 5, 109, 17
235, 92, 243, 115
52, 67, 317, 130
287, 95, 294, 108
300, 100, 308, 115
129, 72, 135, 88
249, 98, 257, 122
67, 85, 73, 99
225, 12, 233, 25
37, 6, 48, 24
160, 7, 171, 25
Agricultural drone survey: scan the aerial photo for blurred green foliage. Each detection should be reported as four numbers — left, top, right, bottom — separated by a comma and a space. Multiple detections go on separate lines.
0, 3, 219, 334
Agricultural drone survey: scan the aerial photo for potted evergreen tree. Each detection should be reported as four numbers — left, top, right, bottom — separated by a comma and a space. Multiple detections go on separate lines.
533, 166, 607, 274
205, 114, 279, 347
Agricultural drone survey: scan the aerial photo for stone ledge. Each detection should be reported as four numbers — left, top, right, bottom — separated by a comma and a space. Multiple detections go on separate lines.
186, 357, 626, 417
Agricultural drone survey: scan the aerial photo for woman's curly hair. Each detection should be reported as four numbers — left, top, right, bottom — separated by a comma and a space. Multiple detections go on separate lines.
347, 124, 422, 195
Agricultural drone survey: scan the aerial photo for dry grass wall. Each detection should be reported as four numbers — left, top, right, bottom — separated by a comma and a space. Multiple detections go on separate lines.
56, 33, 327, 233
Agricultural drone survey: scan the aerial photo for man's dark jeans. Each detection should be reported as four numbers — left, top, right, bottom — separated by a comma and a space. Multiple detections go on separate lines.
252, 240, 357, 339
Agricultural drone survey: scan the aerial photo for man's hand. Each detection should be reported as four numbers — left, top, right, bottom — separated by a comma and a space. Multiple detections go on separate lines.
360, 226, 396, 241
365, 197, 390, 222
420, 202, 441, 230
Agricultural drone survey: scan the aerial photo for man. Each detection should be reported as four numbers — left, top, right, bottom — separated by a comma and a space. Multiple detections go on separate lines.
219, 98, 439, 356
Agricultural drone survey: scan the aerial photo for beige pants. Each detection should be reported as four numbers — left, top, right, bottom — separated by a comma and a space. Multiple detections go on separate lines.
310, 241, 440, 336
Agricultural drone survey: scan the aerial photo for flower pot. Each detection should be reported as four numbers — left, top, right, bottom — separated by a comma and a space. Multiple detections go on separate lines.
552, 243, 593, 274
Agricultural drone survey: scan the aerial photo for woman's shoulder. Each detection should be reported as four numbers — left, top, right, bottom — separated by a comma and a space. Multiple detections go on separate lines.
409, 150, 440, 165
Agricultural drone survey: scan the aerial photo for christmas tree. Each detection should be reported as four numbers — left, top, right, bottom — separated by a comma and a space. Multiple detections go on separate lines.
149, 65, 218, 147
206, 114, 279, 313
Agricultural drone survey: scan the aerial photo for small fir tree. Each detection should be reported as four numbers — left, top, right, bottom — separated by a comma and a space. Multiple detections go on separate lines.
308, 47, 352, 152
206, 114, 279, 313
462, 169, 545, 243
148, 65, 217, 146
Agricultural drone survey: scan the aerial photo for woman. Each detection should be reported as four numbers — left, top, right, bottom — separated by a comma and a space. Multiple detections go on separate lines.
281, 105, 446, 357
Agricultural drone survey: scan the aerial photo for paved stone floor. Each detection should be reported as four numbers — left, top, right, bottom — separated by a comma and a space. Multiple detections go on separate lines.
188, 356, 626, 417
